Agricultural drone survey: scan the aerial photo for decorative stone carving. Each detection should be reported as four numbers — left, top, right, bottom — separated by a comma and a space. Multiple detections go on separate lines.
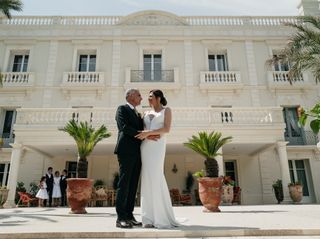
119, 11, 188, 26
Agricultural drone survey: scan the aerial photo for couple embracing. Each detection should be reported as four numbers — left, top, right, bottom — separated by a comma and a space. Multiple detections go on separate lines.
114, 88, 179, 229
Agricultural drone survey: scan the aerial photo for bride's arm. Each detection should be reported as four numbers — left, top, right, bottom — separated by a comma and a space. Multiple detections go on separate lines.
135, 108, 172, 140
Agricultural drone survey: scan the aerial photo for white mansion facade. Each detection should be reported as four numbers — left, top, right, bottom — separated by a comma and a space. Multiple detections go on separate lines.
1, 1, 320, 206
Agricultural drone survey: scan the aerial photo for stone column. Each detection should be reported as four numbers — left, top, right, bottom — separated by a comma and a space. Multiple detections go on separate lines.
216, 148, 224, 176
276, 141, 291, 202
4, 143, 23, 208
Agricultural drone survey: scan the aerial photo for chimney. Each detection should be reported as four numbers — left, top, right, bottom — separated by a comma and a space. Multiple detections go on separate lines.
298, 0, 320, 15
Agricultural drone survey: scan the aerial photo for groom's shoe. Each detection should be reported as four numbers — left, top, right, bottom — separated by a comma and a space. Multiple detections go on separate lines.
128, 218, 142, 227
116, 220, 133, 228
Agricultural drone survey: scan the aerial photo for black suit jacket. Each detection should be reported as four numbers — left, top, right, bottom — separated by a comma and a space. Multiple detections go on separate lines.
114, 104, 144, 156
45, 173, 54, 191
60, 176, 68, 191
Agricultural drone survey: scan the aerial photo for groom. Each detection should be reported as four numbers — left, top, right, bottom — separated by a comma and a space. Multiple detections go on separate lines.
114, 88, 144, 228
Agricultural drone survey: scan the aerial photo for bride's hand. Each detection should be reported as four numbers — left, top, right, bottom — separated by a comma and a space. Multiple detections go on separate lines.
135, 130, 151, 140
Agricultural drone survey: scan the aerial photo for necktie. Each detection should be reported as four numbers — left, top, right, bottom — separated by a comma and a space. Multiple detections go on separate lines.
133, 108, 139, 116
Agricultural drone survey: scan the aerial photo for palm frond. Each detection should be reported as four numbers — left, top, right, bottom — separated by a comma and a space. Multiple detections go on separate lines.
183, 131, 232, 159
59, 119, 111, 159
267, 16, 320, 84
0, 0, 23, 19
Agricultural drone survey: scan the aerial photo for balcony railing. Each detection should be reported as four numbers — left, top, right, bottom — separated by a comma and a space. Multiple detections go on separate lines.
200, 71, 243, 91
0, 16, 297, 27
267, 71, 311, 90
15, 107, 284, 128
125, 68, 180, 90
62, 72, 104, 86
130, 70, 174, 82
60, 72, 105, 96
285, 130, 319, 146
1, 72, 34, 87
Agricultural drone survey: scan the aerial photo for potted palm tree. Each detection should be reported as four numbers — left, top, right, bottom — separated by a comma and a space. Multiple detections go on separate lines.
183, 131, 232, 212
59, 119, 111, 213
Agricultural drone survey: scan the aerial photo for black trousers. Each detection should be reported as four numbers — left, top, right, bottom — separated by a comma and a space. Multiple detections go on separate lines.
60, 189, 67, 206
115, 154, 141, 221
44, 187, 53, 206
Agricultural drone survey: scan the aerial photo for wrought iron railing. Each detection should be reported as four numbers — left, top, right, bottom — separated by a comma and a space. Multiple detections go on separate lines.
130, 70, 174, 82
285, 130, 319, 146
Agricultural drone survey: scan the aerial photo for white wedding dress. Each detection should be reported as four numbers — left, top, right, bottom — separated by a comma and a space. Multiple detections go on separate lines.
140, 108, 179, 228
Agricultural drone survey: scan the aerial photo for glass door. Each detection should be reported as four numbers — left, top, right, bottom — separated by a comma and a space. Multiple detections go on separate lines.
288, 159, 314, 203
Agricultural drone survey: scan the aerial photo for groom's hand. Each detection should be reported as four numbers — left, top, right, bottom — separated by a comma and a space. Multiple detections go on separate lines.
147, 135, 160, 141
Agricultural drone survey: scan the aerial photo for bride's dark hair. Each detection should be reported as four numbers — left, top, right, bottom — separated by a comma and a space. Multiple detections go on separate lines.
150, 89, 167, 106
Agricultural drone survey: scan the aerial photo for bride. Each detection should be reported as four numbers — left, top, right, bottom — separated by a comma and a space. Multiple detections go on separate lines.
135, 89, 179, 229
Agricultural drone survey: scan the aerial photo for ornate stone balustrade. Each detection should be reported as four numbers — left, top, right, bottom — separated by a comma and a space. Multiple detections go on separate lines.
0, 16, 297, 27
1, 72, 34, 87
15, 107, 284, 129
62, 72, 104, 85
267, 71, 311, 90
199, 71, 243, 92
184, 16, 297, 26
0, 72, 34, 95
61, 72, 105, 97
1, 16, 121, 25
15, 108, 116, 128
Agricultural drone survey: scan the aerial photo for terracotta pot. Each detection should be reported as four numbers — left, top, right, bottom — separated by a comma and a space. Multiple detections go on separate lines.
0, 189, 9, 208
221, 185, 234, 204
288, 185, 303, 203
67, 178, 93, 214
198, 177, 222, 212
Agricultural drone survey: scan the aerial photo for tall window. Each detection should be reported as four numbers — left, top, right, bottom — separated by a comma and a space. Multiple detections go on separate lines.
143, 54, 162, 81
289, 160, 310, 196
208, 54, 228, 71
12, 55, 29, 72
78, 54, 96, 72
1, 110, 16, 139
283, 107, 304, 145
0, 163, 10, 187
273, 54, 290, 71
66, 161, 77, 178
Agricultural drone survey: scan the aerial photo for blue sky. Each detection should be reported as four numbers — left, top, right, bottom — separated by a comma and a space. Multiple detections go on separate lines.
16, 0, 301, 16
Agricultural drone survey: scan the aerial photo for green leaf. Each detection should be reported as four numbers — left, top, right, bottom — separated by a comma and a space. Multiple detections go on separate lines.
298, 113, 307, 126
310, 119, 320, 134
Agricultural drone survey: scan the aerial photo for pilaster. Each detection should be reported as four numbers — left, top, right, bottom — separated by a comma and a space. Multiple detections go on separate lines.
184, 40, 194, 106
245, 40, 260, 107
110, 40, 121, 106
42, 41, 58, 108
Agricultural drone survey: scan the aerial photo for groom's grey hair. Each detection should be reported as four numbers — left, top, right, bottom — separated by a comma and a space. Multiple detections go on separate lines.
125, 88, 139, 100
